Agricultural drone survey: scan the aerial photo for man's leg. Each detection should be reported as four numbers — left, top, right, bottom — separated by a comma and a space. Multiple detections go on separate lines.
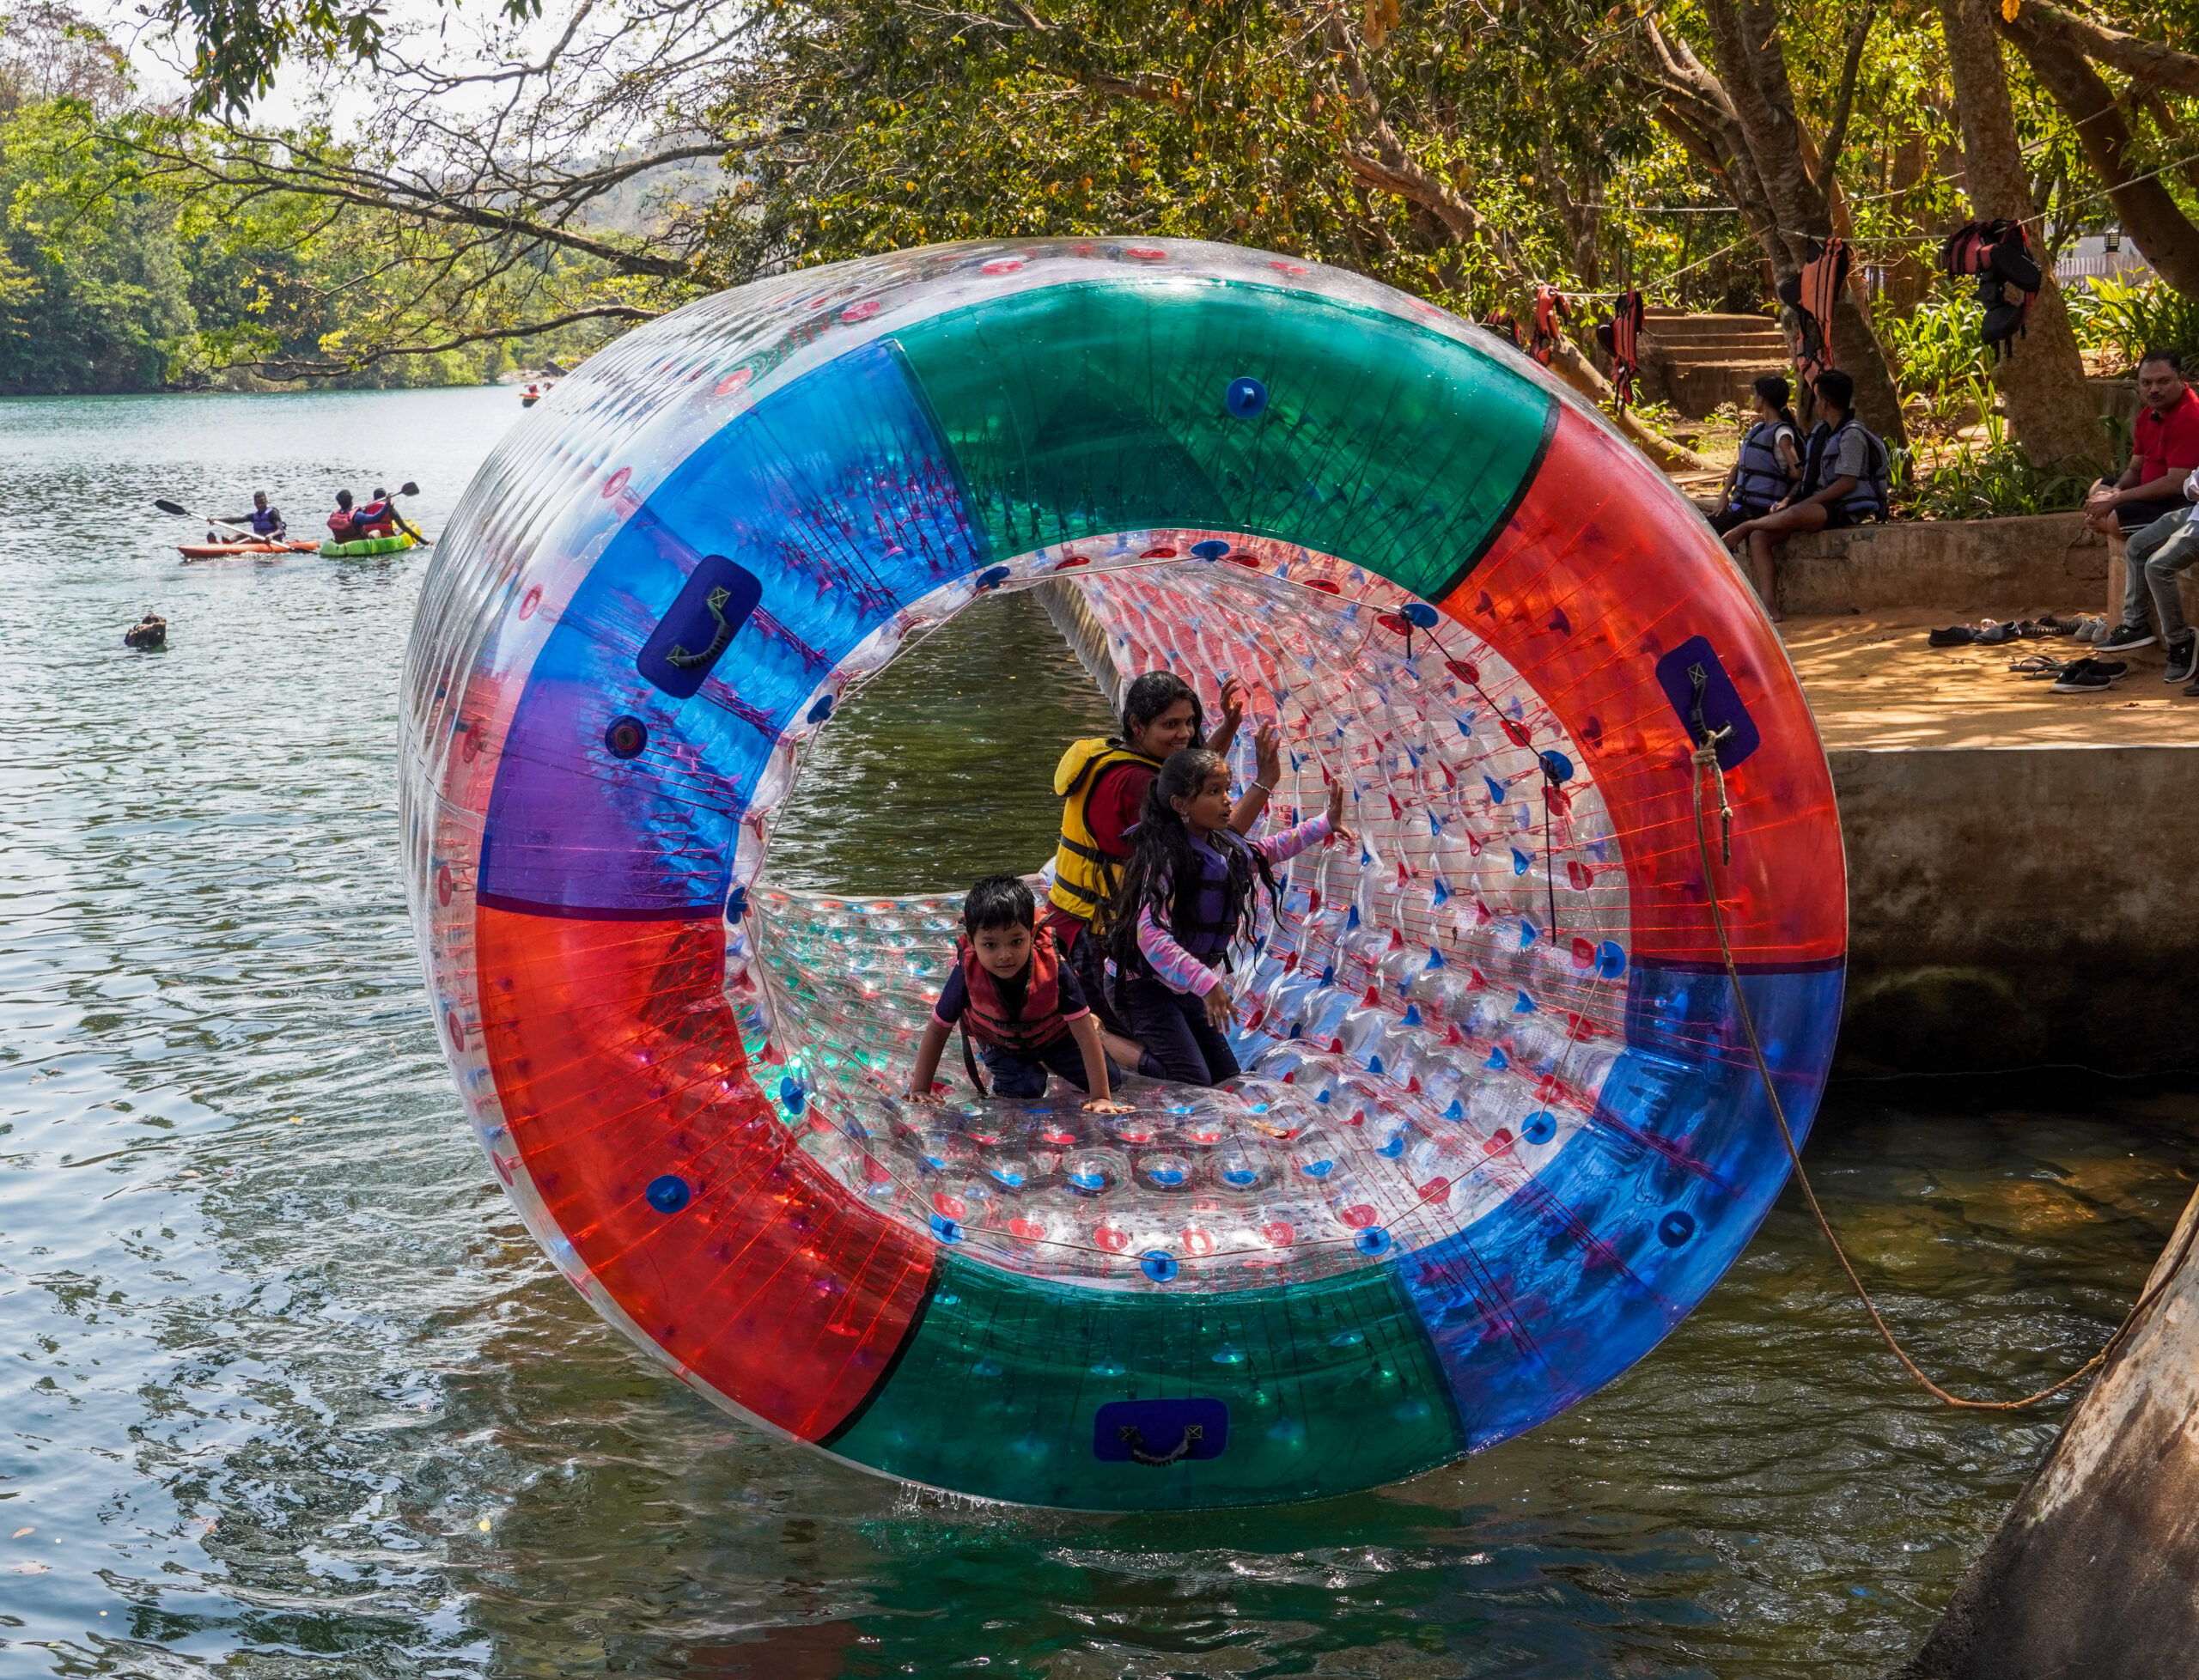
2139, 510, 2198, 632
2141, 512, 2199, 681
1741, 502, 1829, 621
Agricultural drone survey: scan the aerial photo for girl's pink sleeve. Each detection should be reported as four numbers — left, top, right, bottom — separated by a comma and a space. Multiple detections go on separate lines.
1252, 813, 1332, 867
1136, 903, 1222, 997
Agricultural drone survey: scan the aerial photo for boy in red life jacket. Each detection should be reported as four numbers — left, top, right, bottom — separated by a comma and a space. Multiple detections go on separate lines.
907, 875, 1131, 1111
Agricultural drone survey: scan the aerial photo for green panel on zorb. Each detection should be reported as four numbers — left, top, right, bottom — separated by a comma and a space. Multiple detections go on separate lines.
892, 280, 1555, 600
825, 1251, 1466, 1510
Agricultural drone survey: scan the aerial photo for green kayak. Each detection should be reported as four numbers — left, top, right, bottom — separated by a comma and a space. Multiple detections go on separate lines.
320, 533, 418, 558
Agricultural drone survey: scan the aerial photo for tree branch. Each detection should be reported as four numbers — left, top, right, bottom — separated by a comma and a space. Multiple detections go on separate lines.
1813, 1, 1874, 200
2010, 0, 2199, 100
235, 302, 664, 379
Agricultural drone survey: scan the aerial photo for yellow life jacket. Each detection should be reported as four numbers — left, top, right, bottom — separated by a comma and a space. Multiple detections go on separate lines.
1049, 739, 1160, 920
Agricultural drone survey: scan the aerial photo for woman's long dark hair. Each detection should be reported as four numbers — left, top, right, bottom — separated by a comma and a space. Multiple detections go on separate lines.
1752, 373, 1800, 435
1116, 671, 1206, 752
1100, 749, 1280, 979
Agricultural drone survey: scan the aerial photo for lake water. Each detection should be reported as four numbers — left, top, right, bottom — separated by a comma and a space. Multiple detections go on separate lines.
4, 387, 2196, 1677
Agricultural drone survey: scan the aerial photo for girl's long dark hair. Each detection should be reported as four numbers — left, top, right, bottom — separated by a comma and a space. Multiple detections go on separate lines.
1116, 671, 1206, 752
1100, 749, 1280, 979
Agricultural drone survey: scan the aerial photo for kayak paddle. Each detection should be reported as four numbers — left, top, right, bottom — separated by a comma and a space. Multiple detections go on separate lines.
153, 498, 256, 540
389, 481, 434, 546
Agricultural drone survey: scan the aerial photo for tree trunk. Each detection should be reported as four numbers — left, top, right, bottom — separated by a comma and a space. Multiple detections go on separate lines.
1938, 0, 2108, 472
2001, 10, 2199, 297
1684, 0, 1910, 447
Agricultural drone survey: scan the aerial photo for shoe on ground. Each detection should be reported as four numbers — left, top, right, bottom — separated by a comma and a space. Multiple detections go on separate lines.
2095, 622, 2158, 654
2053, 659, 2125, 693
2167, 635, 2198, 684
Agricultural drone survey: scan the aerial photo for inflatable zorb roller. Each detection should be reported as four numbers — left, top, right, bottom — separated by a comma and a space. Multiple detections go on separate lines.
399, 239, 1845, 1510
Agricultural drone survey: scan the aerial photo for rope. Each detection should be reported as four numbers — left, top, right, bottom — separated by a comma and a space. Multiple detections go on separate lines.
1688, 738, 2199, 1411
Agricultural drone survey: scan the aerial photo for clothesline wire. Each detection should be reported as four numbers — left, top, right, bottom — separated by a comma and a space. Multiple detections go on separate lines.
1517, 141, 2199, 308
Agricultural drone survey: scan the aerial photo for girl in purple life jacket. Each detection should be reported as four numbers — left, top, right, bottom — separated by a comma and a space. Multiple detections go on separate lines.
1100, 746, 1353, 1087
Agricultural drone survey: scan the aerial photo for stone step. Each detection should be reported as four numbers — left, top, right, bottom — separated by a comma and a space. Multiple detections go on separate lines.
1645, 321, 1788, 350
1642, 309, 1782, 334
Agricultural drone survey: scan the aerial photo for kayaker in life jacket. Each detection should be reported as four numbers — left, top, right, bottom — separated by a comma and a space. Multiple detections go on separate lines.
1709, 375, 1801, 536
1100, 747, 1351, 1087
905, 874, 1131, 1109
327, 490, 362, 541
1718, 368, 1890, 622
209, 490, 285, 545
1044, 671, 1276, 1050
355, 487, 399, 538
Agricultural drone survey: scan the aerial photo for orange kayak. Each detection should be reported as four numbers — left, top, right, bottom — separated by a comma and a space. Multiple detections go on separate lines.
177, 539, 320, 559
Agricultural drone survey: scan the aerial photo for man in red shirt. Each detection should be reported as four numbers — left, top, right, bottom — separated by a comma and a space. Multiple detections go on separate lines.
2093, 349, 2199, 654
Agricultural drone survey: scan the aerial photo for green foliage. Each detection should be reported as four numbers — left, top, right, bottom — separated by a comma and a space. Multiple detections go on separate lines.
1897, 438, 2092, 520
1891, 387, 2098, 520
2067, 276, 2199, 374
1884, 296, 1990, 397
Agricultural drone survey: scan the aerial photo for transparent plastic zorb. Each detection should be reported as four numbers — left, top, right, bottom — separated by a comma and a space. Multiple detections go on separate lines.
399, 238, 1847, 1511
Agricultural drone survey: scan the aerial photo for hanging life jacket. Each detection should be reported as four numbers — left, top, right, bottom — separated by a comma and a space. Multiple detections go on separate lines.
1777, 237, 1849, 396
1729, 419, 1799, 514
1593, 289, 1645, 411
1940, 218, 2042, 362
1803, 417, 1891, 522
1483, 312, 1522, 349
1049, 740, 1161, 921
1530, 284, 1570, 368
954, 928, 1071, 1056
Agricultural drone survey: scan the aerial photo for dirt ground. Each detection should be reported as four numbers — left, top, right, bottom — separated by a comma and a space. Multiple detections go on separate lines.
1782, 613, 2199, 749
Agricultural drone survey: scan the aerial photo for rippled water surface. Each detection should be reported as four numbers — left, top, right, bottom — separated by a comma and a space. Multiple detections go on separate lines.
5, 389, 2197, 1678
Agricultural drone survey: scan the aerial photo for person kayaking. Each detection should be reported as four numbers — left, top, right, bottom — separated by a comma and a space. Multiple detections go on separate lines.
354, 487, 400, 538
327, 490, 362, 542
356, 485, 425, 545
207, 490, 284, 545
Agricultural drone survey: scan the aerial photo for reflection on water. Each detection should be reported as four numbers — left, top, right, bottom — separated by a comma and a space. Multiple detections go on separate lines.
2, 390, 2195, 1678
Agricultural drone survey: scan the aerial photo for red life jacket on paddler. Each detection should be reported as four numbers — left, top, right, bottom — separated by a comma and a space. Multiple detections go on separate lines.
954, 928, 1071, 1054
356, 496, 397, 537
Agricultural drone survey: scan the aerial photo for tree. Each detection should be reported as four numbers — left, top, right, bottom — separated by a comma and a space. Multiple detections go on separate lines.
1631, 0, 1908, 445
1996, 3, 2199, 298
1936, 0, 2104, 471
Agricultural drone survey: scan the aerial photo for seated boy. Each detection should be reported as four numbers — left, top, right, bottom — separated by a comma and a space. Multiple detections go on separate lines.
1718, 368, 1889, 624
907, 875, 1130, 1111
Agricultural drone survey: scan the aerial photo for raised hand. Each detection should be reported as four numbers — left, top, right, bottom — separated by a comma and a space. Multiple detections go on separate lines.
1253, 721, 1282, 790
1218, 673, 1248, 731
1325, 775, 1356, 851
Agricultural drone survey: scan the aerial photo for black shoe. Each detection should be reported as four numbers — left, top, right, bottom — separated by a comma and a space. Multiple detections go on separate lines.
2053, 658, 2125, 693
2167, 635, 2197, 684
2096, 622, 2158, 654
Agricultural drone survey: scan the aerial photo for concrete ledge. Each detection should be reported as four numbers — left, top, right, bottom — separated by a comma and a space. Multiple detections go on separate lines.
1779, 512, 2109, 616
1833, 741, 2199, 1075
